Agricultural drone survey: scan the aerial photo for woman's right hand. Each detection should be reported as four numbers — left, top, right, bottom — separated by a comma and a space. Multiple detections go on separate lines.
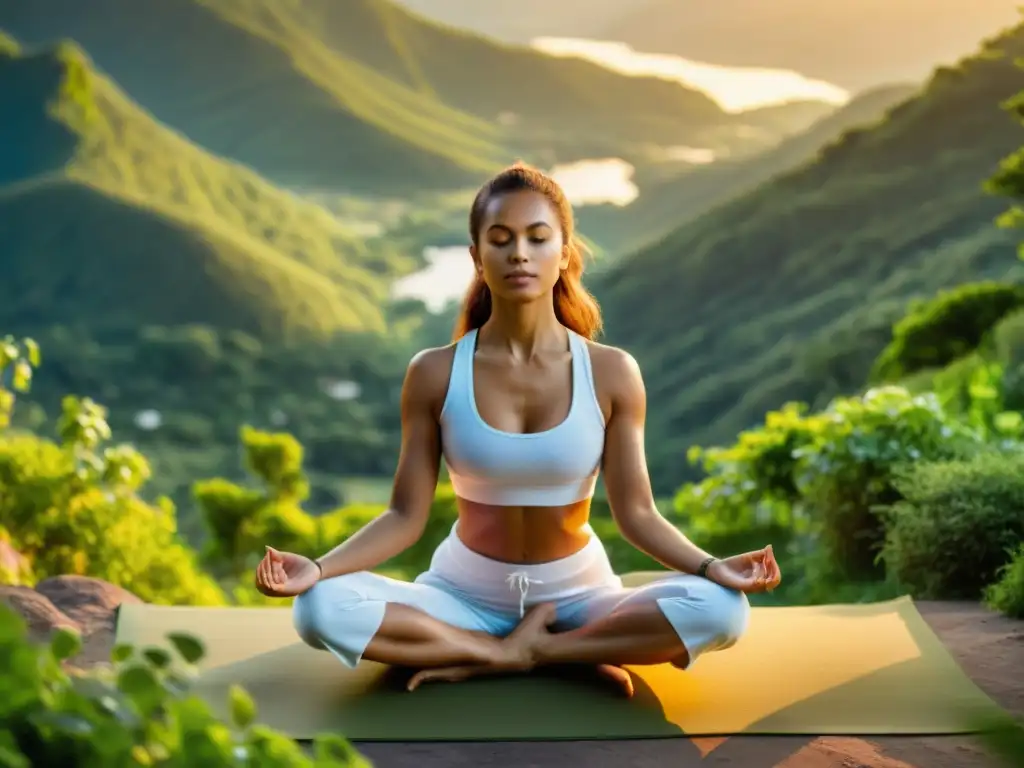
255, 546, 321, 597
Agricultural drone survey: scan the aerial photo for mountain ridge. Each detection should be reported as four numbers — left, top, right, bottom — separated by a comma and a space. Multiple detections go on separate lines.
592, 20, 1024, 491
0, 0, 777, 198
0, 34, 414, 340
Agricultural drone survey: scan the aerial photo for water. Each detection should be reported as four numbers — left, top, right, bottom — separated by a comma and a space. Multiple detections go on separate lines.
392, 245, 476, 313
532, 37, 849, 112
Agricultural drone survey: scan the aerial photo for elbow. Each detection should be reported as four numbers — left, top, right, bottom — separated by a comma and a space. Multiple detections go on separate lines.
613, 505, 662, 546
390, 504, 430, 541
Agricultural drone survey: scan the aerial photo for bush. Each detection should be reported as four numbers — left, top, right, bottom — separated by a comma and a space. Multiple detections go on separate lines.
984, 543, 1024, 619
0, 603, 368, 767
878, 451, 1024, 600
678, 386, 986, 582
870, 281, 1024, 384
1, 337, 225, 605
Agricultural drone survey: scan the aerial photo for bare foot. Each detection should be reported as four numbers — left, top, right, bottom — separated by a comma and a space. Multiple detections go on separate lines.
596, 664, 634, 698
503, 602, 558, 668
406, 603, 557, 691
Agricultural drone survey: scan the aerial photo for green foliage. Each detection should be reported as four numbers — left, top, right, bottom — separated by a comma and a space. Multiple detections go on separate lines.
870, 281, 1024, 383
595, 20, 1024, 492
0, 28, 18, 56
10, 323, 415, 538
678, 386, 987, 582
878, 451, 1024, 599
0, 338, 224, 604
984, 542, 1024, 618
193, 425, 464, 600
0, 335, 39, 428
0, 604, 369, 767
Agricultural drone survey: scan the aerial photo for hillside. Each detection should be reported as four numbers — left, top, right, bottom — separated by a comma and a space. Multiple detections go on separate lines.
593, 21, 1024, 492
391, 0, 629, 43
577, 83, 918, 257
603, 0, 1023, 93
0, 36, 414, 340
0, 0, 771, 196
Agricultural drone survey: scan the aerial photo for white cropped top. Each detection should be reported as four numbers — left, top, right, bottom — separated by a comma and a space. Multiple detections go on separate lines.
439, 328, 606, 507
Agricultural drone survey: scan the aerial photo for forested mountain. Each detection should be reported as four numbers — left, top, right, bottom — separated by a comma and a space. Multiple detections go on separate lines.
593, 22, 1024, 490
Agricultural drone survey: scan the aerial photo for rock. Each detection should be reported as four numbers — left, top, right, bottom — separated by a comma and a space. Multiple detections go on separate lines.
0, 585, 80, 639
1, 576, 143, 667
34, 575, 142, 636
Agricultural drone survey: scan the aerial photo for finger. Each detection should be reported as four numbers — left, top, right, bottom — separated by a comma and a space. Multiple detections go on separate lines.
257, 558, 270, 586
274, 561, 287, 583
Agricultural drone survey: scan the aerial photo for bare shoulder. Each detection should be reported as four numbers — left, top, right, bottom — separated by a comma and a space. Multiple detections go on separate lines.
403, 344, 458, 414
583, 340, 645, 412
585, 340, 643, 384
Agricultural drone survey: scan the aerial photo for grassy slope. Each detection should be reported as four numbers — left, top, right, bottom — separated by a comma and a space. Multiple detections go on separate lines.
0, 0, 754, 195
577, 83, 919, 258
593, 22, 1024, 492
0, 38, 416, 340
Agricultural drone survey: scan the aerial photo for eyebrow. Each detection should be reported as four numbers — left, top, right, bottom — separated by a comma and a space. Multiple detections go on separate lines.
486, 221, 553, 234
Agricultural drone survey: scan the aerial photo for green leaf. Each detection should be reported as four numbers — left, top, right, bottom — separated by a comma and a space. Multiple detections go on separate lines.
10, 360, 31, 392
116, 664, 160, 698
994, 411, 1022, 434
0, 729, 29, 768
50, 627, 82, 661
29, 711, 94, 736
142, 647, 172, 670
23, 338, 40, 367
166, 633, 205, 665
110, 643, 134, 663
228, 684, 257, 730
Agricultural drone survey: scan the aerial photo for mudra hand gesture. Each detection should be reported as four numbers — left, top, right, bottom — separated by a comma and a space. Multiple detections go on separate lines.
707, 544, 781, 594
255, 546, 320, 597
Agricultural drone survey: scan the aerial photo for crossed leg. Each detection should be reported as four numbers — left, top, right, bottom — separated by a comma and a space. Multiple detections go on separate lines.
406, 573, 751, 693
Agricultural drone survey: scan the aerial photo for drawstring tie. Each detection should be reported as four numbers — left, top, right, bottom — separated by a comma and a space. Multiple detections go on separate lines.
506, 570, 543, 618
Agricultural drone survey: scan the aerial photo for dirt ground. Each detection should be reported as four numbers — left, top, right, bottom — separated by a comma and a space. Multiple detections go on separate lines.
7, 579, 1023, 768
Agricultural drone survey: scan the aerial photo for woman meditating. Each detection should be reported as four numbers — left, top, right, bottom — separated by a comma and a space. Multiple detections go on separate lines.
255, 162, 781, 694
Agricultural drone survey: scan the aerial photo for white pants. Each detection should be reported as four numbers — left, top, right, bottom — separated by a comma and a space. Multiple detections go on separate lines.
293, 522, 749, 669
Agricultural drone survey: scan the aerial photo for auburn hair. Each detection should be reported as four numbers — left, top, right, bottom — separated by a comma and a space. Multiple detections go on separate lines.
452, 161, 603, 341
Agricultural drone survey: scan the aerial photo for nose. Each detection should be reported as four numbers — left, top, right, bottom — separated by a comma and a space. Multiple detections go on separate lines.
508, 238, 528, 262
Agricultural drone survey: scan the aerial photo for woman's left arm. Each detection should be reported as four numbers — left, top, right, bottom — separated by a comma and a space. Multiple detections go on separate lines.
598, 348, 716, 575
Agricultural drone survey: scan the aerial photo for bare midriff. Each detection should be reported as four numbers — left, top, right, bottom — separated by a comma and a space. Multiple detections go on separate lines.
454, 497, 593, 564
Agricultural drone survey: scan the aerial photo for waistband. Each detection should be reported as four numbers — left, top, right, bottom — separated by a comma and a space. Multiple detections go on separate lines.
420, 522, 620, 616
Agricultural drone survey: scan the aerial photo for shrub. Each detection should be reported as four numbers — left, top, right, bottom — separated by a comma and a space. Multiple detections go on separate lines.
678, 386, 985, 582
878, 451, 1024, 601
1, 336, 224, 605
870, 281, 1024, 384
984, 543, 1024, 619
0, 603, 368, 767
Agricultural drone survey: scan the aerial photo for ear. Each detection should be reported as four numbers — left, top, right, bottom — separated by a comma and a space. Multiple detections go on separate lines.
469, 244, 482, 273
559, 244, 571, 272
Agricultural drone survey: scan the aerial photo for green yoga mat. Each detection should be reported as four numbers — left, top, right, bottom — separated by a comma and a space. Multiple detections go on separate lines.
112, 572, 1005, 741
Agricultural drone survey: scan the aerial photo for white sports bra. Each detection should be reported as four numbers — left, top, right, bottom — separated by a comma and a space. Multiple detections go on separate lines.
439, 327, 606, 507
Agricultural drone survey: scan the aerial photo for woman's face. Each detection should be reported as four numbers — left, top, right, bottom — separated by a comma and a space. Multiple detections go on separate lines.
471, 190, 569, 304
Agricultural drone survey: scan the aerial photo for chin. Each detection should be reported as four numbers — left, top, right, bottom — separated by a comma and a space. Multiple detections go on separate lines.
493, 285, 548, 303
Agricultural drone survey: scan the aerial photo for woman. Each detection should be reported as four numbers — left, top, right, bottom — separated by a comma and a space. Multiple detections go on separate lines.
255, 162, 781, 695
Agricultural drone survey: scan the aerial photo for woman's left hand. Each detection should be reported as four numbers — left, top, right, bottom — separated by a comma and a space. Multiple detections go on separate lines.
706, 545, 781, 594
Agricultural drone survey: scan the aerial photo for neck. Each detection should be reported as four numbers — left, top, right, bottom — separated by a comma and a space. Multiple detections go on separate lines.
481, 298, 565, 358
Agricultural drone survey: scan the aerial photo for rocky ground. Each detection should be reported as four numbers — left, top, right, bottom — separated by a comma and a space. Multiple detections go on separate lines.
3, 577, 1022, 768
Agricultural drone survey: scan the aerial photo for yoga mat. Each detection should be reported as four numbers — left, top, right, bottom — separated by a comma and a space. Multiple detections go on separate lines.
112, 572, 1006, 741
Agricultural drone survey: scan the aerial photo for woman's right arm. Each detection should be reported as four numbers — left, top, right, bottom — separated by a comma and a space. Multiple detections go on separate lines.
314, 348, 447, 579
